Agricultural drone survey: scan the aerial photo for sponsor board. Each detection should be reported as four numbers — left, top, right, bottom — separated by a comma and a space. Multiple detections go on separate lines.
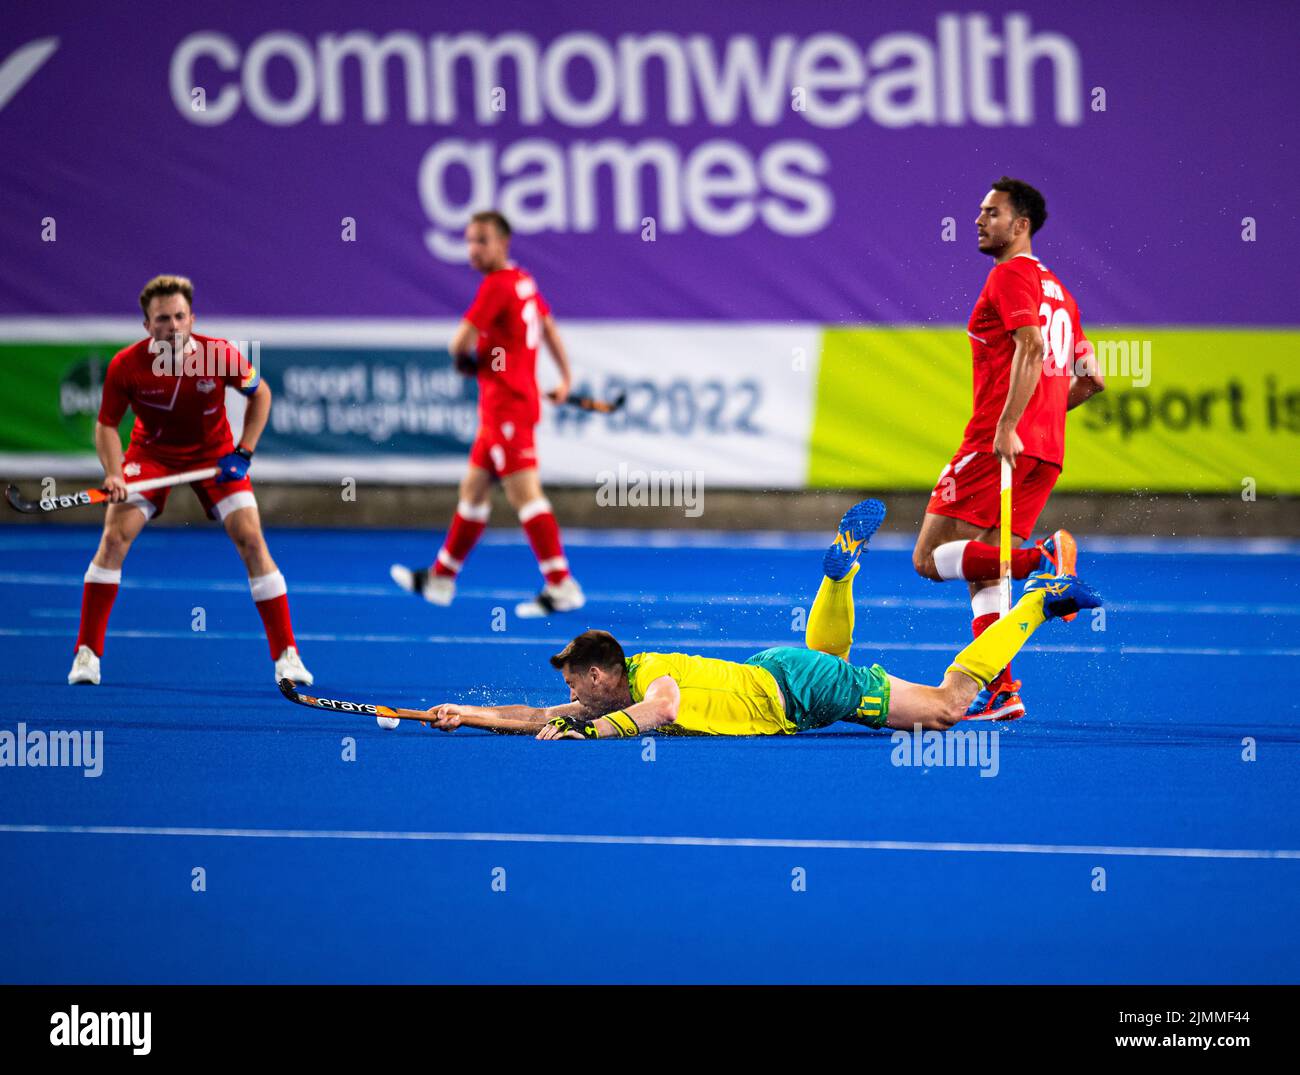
809, 327, 1300, 493
0, 322, 818, 488
2, 322, 1294, 493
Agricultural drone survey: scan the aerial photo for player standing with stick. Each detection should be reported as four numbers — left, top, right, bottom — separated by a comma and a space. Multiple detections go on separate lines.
912, 178, 1104, 721
391, 210, 584, 618
67, 275, 313, 687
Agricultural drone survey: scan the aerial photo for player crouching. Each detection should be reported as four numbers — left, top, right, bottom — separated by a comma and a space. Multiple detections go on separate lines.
68, 275, 312, 687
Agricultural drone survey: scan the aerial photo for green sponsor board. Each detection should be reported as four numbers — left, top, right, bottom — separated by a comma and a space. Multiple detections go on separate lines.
0, 343, 134, 453
809, 327, 1300, 493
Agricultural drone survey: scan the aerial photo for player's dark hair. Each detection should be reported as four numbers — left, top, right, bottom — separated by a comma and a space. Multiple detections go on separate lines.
551, 630, 626, 674
470, 209, 512, 239
139, 274, 194, 316
991, 177, 1048, 235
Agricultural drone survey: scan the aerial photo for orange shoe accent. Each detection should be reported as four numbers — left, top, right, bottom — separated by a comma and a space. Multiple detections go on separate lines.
1041, 529, 1079, 621
963, 680, 1027, 723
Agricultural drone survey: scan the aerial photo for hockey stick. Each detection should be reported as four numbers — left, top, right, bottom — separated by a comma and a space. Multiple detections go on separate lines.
4, 467, 220, 515
277, 679, 541, 734
563, 391, 627, 414
998, 457, 1013, 617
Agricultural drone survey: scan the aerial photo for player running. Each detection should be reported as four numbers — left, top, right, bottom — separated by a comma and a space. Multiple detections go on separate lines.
391, 210, 584, 618
67, 275, 312, 687
419, 500, 1102, 740
911, 178, 1105, 722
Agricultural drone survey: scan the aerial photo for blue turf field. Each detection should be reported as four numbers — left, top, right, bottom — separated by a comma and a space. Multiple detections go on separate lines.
1, 523, 1297, 983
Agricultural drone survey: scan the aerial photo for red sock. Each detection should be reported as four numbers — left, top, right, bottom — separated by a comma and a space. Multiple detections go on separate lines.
76, 563, 121, 656
434, 502, 489, 577
956, 541, 1043, 581
518, 497, 569, 585
250, 571, 296, 658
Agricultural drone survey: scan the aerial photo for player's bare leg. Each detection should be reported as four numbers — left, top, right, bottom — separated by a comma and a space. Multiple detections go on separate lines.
390, 464, 493, 606
91, 501, 150, 571
223, 504, 312, 685
885, 672, 974, 732
69, 502, 150, 684
504, 466, 584, 618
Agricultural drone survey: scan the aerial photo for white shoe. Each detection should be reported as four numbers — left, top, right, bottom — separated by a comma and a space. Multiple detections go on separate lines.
515, 576, 586, 619
390, 564, 455, 606
68, 645, 101, 685
274, 646, 314, 686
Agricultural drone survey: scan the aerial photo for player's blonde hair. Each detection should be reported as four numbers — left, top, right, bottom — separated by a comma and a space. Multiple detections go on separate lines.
139, 274, 194, 316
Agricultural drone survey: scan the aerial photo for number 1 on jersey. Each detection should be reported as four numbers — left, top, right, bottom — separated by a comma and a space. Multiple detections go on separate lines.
522, 298, 540, 351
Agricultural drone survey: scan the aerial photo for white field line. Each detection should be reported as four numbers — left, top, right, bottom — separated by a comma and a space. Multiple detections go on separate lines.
1, 571, 1298, 618
0, 626, 1295, 658
0, 823, 1296, 862
0, 529, 1298, 556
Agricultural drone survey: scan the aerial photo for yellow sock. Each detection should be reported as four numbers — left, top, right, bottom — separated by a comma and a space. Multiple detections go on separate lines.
806, 563, 858, 660
947, 590, 1049, 687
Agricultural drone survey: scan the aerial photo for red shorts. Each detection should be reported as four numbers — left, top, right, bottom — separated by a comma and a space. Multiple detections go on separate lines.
925, 449, 1060, 539
469, 417, 537, 478
122, 447, 256, 522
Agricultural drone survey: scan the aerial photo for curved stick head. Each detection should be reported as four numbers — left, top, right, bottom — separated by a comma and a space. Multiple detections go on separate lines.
5, 485, 33, 513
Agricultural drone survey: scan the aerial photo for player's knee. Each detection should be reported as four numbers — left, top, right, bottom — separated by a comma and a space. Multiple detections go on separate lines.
936, 700, 964, 730
235, 534, 265, 561
911, 545, 940, 581
227, 521, 264, 558
459, 481, 488, 505
100, 528, 135, 561
937, 682, 975, 729
921, 687, 965, 731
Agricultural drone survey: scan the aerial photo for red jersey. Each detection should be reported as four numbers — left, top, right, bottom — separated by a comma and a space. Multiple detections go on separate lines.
97, 333, 260, 468
960, 254, 1088, 467
463, 264, 550, 425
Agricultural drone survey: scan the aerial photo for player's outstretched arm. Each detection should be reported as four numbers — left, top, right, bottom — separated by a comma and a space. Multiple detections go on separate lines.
425, 700, 580, 734
536, 675, 680, 740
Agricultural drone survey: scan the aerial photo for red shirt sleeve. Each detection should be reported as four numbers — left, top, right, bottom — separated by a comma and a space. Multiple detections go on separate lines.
987, 263, 1041, 332
97, 354, 130, 426
464, 276, 506, 333
220, 341, 261, 396
535, 288, 551, 319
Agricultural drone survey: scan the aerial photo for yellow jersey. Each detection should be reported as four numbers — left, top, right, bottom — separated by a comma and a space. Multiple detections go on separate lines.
626, 651, 796, 736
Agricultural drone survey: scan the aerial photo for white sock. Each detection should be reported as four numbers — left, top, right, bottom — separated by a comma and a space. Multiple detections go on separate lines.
517, 497, 552, 523
932, 540, 970, 581
456, 499, 491, 522
971, 587, 1001, 619
248, 570, 287, 603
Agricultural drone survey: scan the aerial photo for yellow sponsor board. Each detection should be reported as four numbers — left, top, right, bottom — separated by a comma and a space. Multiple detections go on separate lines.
809, 327, 1300, 493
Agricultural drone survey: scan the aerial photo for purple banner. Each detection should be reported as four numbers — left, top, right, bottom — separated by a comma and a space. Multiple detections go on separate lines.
2, 1, 1295, 322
